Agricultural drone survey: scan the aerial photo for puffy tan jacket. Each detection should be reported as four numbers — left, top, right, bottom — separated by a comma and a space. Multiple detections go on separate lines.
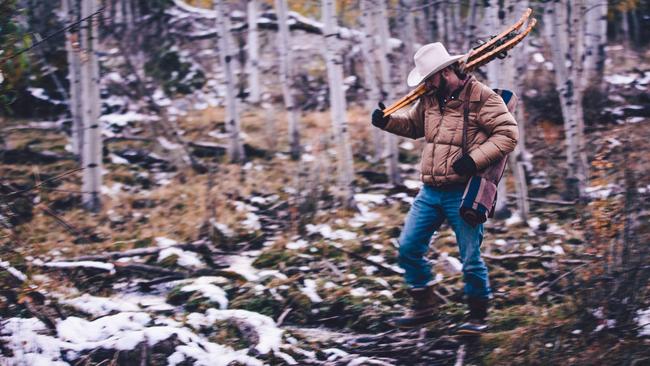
380, 76, 519, 186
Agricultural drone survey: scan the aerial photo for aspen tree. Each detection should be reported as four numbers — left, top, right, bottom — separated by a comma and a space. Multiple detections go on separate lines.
322, 0, 355, 208
359, 0, 383, 162
274, 0, 301, 160
247, 0, 260, 104
215, 0, 245, 162
374, 0, 402, 186
63, 0, 84, 157
80, 0, 102, 211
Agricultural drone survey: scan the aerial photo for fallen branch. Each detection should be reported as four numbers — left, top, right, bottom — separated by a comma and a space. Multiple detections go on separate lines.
327, 243, 403, 276
507, 194, 576, 205
483, 253, 556, 261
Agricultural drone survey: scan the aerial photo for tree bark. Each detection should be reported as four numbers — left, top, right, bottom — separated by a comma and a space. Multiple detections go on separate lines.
545, 0, 588, 200
322, 0, 356, 208
274, 0, 301, 160
63, 0, 84, 157
246, 0, 261, 104
374, 0, 402, 186
80, 0, 102, 212
215, 0, 245, 163
359, 0, 383, 162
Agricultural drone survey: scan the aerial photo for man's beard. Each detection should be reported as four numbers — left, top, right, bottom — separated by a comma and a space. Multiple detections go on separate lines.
434, 77, 447, 97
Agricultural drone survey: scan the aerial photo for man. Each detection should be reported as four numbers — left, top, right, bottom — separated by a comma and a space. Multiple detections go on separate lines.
371, 42, 518, 333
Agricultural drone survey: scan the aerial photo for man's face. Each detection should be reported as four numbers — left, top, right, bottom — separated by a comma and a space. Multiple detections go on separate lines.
424, 71, 442, 91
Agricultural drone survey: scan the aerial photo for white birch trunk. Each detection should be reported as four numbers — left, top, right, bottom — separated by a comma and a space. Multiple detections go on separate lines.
322, 0, 355, 208
215, 0, 245, 163
483, 0, 501, 87
510, 0, 531, 222
582, 0, 608, 89
80, 0, 102, 211
359, 0, 383, 162
246, 0, 261, 104
466, 0, 479, 50
375, 0, 402, 186
63, 0, 84, 157
545, 0, 588, 200
274, 0, 301, 159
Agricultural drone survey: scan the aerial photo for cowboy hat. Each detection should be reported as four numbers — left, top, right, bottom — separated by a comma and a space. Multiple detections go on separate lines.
407, 42, 466, 87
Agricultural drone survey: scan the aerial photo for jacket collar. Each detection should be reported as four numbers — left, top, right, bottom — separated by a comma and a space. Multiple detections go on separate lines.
457, 75, 481, 102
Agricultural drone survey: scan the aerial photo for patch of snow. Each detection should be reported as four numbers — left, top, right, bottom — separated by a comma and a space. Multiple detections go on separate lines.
158, 247, 204, 268
100, 112, 158, 127
354, 193, 386, 204
350, 287, 370, 297
155, 237, 179, 248
181, 282, 228, 309
0, 259, 27, 281
306, 224, 358, 240
101, 183, 125, 198
158, 136, 182, 150
546, 223, 567, 236
532, 52, 545, 63
60, 294, 140, 317
286, 239, 309, 250
604, 74, 636, 85
109, 153, 130, 164
505, 213, 523, 226
300, 279, 323, 303
541, 244, 565, 255
399, 141, 415, 150
187, 308, 283, 354
242, 212, 261, 231
636, 307, 650, 336
528, 216, 542, 230
404, 179, 423, 189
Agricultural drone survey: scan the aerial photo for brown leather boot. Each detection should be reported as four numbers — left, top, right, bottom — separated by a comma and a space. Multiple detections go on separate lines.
456, 297, 489, 335
389, 285, 439, 329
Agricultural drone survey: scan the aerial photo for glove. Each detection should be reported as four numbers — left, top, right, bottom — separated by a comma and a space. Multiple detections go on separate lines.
371, 102, 390, 129
452, 154, 477, 176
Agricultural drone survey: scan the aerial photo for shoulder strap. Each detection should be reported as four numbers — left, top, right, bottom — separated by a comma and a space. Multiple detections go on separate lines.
461, 80, 474, 155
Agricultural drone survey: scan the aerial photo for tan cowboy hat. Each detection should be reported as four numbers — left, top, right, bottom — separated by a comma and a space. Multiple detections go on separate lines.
407, 42, 466, 87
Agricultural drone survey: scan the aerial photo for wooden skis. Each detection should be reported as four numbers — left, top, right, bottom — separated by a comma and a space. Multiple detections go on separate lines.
382, 8, 537, 117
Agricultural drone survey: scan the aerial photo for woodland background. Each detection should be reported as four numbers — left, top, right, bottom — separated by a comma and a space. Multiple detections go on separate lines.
0, 0, 649, 365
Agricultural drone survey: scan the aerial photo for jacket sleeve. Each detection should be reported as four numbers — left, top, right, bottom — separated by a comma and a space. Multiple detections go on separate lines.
468, 93, 519, 170
379, 99, 425, 140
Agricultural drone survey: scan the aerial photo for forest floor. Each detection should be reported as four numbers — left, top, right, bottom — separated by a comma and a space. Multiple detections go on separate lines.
1, 46, 649, 365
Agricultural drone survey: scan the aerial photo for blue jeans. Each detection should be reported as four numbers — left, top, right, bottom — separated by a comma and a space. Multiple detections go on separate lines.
397, 184, 492, 299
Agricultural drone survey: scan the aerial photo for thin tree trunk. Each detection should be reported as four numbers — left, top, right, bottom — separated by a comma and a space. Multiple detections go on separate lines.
63, 0, 84, 157
274, 0, 301, 159
322, 0, 355, 208
375, 0, 402, 186
360, 0, 383, 162
545, 0, 588, 200
466, 0, 478, 50
80, 0, 102, 212
215, 0, 245, 163
247, 0, 260, 104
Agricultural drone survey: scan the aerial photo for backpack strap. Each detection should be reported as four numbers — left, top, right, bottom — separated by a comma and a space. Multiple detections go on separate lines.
461, 79, 474, 155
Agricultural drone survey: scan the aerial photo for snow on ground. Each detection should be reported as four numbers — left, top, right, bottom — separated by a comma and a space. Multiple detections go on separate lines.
0, 311, 269, 366
636, 307, 650, 337
35, 260, 116, 274
179, 277, 229, 309
158, 247, 204, 268
187, 308, 284, 354
60, 294, 140, 317
306, 223, 357, 241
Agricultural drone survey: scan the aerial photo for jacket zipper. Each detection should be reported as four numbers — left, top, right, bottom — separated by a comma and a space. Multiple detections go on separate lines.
430, 106, 445, 184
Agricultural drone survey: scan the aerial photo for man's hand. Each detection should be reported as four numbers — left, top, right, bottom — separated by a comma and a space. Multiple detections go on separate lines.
452, 154, 477, 176
371, 102, 390, 129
